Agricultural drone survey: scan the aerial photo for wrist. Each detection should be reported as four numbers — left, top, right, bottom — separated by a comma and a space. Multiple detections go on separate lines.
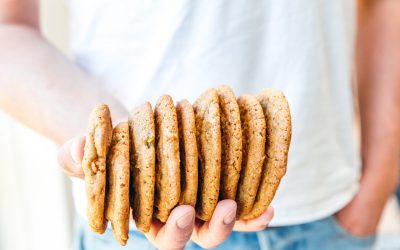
336, 161, 398, 236
359, 162, 399, 208
361, 148, 399, 189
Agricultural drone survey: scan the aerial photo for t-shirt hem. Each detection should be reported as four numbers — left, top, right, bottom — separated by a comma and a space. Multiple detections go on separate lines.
74, 179, 359, 228
268, 183, 359, 227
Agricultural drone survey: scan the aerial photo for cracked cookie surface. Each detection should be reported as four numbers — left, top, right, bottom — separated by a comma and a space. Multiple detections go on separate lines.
193, 89, 221, 221
154, 95, 181, 222
176, 99, 198, 207
130, 102, 155, 232
236, 95, 266, 218
82, 104, 113, 234
105, 122, 130, 245
243, 89, 291, 220
216, 85, 242, 200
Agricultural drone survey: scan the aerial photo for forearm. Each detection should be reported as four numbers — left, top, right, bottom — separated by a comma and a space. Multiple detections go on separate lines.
0, 24, 128, 144
357, 0, 400, 201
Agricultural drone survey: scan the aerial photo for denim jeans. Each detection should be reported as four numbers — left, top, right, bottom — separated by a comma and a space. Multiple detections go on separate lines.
75, 216, 375, 250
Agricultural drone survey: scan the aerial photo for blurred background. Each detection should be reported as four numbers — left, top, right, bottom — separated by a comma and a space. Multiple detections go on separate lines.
0, 1, 399, 250
0, 1, 73, 250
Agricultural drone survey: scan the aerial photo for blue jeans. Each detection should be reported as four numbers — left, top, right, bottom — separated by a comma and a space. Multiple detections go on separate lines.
75, 216, 375, 250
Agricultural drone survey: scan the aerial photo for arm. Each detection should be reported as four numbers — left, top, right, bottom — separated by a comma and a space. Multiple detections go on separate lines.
0, 2, 273, 249
336, 0, 400, 236
0, 0, 128, 144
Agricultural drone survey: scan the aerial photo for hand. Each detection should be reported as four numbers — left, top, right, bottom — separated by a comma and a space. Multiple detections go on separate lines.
334, 187, 383, 237
58, 136, 274, 250
145, 201, 273, 250
335, 158, 399, 238
58, 135, 86, 179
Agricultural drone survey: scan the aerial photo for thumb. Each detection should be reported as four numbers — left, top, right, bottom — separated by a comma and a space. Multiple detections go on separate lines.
58, 136, 85, 179
145, 205, 195, 250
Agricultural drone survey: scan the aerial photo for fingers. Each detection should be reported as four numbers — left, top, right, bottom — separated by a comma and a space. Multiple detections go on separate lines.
233, 206, 274, 232
57, 136, 85, 179
145, 205, 195, 250
191, 200, 237, 249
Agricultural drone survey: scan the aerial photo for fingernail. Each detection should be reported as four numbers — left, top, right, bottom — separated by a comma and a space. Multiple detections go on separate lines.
177, 212, 194, 230
223, 208, 237, 225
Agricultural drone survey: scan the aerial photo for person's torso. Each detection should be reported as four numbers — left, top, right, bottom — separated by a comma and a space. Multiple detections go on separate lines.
69, 0, 360, 226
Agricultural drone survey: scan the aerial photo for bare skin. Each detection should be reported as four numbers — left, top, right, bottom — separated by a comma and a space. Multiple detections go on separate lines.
59, 136, 274, 249
2, 0, 399, 246
0, 1, 273, 249
335, 0, 400, 237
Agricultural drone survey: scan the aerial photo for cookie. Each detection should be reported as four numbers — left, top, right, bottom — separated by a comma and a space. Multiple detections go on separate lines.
82, 104, 113, 234
105, 122, 130, 245
193, 89, 221, 221
176, 99, 198, 207
216, 85, 242, 200
243, 89, 291, 220
236, 95, 266, 218
129, 102, 155, 232
154, 95, 181, 222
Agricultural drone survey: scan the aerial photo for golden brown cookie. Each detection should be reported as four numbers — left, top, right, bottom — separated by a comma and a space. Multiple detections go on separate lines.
242, 89, 291, 220
193, 89, 221, 221
129, 102, 155, 232
82, 104, 113, 234
176, 99, 198, 207
216, 85, 242, 200
105, 122, 130, 245
154, 95, 181, 222
236, 95, 266, 218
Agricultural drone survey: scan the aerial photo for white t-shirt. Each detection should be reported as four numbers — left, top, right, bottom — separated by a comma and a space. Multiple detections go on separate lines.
69, 0, 360, 226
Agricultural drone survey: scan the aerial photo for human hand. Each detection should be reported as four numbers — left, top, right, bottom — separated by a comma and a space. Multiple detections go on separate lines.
145, 201, 273, 250
58, 136, 274, 250
58, 135, 86, 179
335, 158, 399, 238
334, 182, 388, 238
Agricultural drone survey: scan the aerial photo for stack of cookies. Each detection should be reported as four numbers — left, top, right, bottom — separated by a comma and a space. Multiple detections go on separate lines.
81, 85, 292, 246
